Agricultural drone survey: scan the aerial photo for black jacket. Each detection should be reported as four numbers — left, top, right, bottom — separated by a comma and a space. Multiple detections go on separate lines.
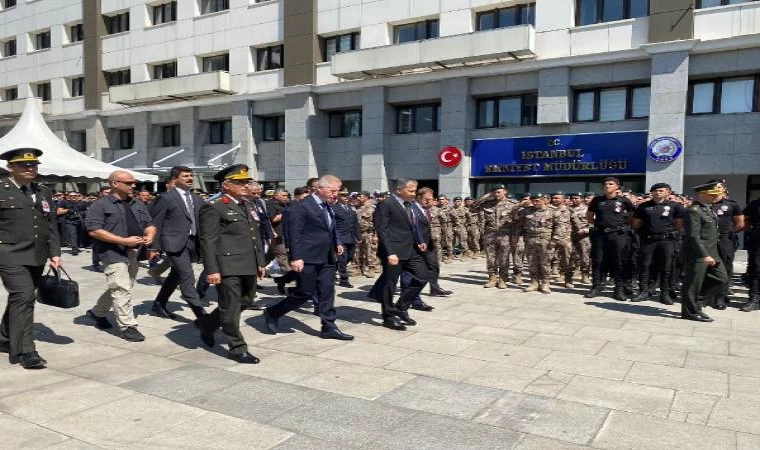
375, 195, 421, 261
285, 194, 339, 264
332, 203, 360, 245
0, 179, 61, 266
150, 189, 203, 253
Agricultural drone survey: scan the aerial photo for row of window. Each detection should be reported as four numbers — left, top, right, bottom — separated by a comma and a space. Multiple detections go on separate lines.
576, 0, 649, 26
113, 117, 280, 150
697, 0, 760, 8
689, 75, 760, 114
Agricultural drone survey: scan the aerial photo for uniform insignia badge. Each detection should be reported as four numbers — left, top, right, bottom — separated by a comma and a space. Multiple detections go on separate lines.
222, 196, 231, 204
41, 200, 50, 213
721, 205, 729, 211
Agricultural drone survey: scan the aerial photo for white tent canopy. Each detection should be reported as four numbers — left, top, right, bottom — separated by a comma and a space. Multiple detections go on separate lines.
0, 98, 157, 182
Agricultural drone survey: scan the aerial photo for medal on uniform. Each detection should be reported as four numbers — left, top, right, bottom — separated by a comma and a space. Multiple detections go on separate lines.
41, 200, 50, 213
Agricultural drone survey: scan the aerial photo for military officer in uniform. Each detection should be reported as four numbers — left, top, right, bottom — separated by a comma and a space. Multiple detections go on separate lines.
517, 194, 558, 294
474, 185, 519, 289
511, 193, 532, 286
740, 195, 760, 312
0, 148, 62, 369
464, 197, 481, 258
197, 165, 266, 364
710, 180, 743, 309
356, 192, 378, 277
631, 183, 685, 305
437, 195, 454, 263
680, 181, 729, 322
452, 197, 470, 259
569, 193, 591, 284
550, 192, 574, 288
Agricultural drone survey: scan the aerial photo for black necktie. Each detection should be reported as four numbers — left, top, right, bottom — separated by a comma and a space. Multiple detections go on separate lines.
321, 202, 332, 228
403, 201, 415, 224
21, 185, 34, 202
184, 191, 197, 235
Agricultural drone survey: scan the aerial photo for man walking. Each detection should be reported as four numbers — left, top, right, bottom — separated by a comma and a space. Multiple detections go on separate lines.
86, 170, 156, 342
0, 148, 62, 369
264, 175, 353, 340
681, 181, 729, 322
149, 166, 208, 321
197, 165, 266, 363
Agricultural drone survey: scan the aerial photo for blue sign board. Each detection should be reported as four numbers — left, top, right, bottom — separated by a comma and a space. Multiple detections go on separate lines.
471, 131, 648, 177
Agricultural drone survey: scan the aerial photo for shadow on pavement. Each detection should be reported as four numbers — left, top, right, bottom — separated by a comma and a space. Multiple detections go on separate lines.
585, 301, 681, 318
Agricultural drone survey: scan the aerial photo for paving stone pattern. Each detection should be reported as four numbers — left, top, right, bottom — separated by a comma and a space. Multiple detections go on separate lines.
0, 253, 758, 449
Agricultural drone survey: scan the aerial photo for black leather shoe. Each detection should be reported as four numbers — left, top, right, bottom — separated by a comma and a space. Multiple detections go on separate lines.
86, 310, 113, 329
712, 297, 727, 310
740, 300, 759, 312
395, 310, 417, 326
14, 352, 46, 369
200, 330, 215, 347
429, 288, 451, 297
120, 327, 145, 342
151, 302, 177, 319
263, 309, 278, 334
321, 327, 354, 340
660, 294, 674, 305
227, 351, 260, 364
631, 292, 651, 303
338, 281, 354, 288
411, 302, 434, 312
584, 289, 600, 298
383, 318, 407, 331
612, 287, 626, 301
696, 312, 714, 322
681, 313, 713, 322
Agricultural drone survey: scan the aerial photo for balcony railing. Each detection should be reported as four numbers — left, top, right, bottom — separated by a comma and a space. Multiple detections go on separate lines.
109, 71, 234, 105
331, 25, 536, 80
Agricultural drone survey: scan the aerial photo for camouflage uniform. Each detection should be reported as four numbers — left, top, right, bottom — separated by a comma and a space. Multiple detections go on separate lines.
452, 206, 470, 259
429, 206, 443, 262
517, 206, 558, 293
356, 203, 378, 277
570, 203, 591, 283
477, 197, 519, 288
553, 205, 574, 286
511, 205, 529, 285
465, 206, 481, 256
439, 206, 455, 262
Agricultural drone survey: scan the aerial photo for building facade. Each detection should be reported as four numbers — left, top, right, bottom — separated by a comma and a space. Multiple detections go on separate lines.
1, 0, 760, 201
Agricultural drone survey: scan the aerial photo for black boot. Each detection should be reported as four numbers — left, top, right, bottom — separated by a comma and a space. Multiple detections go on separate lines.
659, 292, 674, 305
712, 296, 727, 310
612, 284, 626, 301
631, 289, 650, 302
584, 286, 601, 298
740, 296, 760, 312
623, 281, 635, 297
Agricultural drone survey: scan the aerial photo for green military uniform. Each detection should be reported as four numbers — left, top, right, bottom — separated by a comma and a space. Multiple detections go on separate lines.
0, 149, 61, 368
199, 165, 265, 361
681, 182, 728, 321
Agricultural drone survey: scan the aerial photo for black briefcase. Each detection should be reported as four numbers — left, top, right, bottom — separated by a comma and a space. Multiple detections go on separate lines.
36, 267, 80, 309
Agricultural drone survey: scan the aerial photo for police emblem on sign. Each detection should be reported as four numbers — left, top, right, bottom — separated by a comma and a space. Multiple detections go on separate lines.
648, 137, 683, 163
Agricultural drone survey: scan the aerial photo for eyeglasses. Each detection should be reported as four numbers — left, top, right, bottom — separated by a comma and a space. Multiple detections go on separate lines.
226, 180, 248, 186
115, 180, 137, 186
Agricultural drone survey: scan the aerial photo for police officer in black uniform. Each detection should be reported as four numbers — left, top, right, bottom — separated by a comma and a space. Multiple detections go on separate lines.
740, 195, 760, 312
0, 148, 62, 369
681, 181, 728, 322
710, 180, 743, 309
197, 165, 266, 364
585, 177, 635, 300
631, 183, 685, 304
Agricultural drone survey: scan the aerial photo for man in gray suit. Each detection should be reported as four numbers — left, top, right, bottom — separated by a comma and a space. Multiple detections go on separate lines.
149, 166, 208, 321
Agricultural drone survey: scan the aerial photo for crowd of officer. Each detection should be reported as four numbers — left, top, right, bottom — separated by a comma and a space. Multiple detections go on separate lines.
1, 143, 757, 369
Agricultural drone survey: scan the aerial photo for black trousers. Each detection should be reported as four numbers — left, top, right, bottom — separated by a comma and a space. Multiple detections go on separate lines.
378, 253, 430, 320
155, 238, 205, 317
205, 274, 257, 355
337, 244, 356, 281
0, 264, 44, 359
681, 258, 728, 316
716, 236, 735, 298
268, 262, 337, 329
64, 222, 80, 253
748, 231, 760, 297
638, 238, 675, 293
591, 230, 631, 287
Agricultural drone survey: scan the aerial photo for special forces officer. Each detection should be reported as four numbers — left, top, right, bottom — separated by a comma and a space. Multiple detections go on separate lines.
569, 193, 591, 284
198, 165, 266, 364
356, 191, 378, 277
475, 185, 519, 289
464, 197, 481, 258
437, 195, 455, 263
710, 180, 743, 309
452, 197, 470, 259
517, 194, 558, 294
0, 149, 62, 369
680, 181, 728, 322
585, 177, 635, 300
631, 183, 685, 304
550, 192, 574, 288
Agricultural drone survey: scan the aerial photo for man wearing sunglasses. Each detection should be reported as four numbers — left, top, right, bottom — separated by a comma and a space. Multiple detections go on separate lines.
0, 148, 62, 369
85, 170, 156, 342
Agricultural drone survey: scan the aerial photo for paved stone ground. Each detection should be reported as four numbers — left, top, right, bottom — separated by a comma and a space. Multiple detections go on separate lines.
1, 250, 759, 449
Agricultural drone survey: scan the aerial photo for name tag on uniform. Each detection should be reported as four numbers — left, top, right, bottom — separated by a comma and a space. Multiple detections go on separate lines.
717, 210, 724, 216
41, 200, 50, 213
662, 211, 670, 217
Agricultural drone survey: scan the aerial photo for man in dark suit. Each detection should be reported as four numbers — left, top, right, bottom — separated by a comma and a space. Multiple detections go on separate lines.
374, 178, 431, 331
0, 148, 62, 369
149, 166, 208, 321
198, 165, 266, 364
333, 188, 361, 288
264, 175, 353, 340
